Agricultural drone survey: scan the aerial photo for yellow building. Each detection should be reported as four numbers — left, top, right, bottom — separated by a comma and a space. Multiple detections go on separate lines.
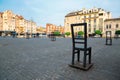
64, 7, 111, 37
46, 23, 64, 35
0, 10, 37, 36
15, 15, 25, 34
2, 10, 16, 32
36, 26, 46, 34
104, 18, 120, 37
0, 12, 3, 31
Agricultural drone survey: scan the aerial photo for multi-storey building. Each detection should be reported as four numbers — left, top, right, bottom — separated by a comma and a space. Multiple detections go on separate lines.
104, 18, 120, 37
56, 25, 64, 34
2, 10, 16, 32
15, 15, 37, 35
36, 26, 46, 34
15, 15, 24, 34
31, 21, 37, 34
64, 7, 111, 37
0, 12, 3, 31
0, 10, 37, 36
46, 23, 56, 35
46, 23, 64, 35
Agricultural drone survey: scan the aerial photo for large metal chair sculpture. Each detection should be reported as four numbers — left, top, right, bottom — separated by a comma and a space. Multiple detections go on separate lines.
69, 23, 93, 71
105, 31, 112, 45
51, 32, 56, 41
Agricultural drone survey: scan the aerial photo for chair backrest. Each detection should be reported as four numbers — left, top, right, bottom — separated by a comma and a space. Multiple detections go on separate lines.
106, 31, 112, 39
71, 23, 87, 49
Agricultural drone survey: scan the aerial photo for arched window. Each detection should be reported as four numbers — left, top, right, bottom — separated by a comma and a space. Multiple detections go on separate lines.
106, 25, 108, 29
116, 24, 119, 28
109, 24, 111, 29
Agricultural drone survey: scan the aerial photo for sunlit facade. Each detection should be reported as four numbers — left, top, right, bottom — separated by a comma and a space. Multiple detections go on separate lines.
104, 18, 120, 37
0, 10, 37, 36
64, 7, 112, 37
0, 12, 3, 31
2, 10, 16, 31
46, 23, 64, 35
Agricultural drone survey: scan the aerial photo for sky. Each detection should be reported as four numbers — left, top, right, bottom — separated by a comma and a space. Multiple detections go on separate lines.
0, 0, 120, 27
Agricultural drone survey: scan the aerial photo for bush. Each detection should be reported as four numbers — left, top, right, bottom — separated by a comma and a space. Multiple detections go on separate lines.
95, 30, 102, 35
115, 30, 120, 35
78, 31, 84, 36
53, 31, 60, 36
65, 32, 70, 37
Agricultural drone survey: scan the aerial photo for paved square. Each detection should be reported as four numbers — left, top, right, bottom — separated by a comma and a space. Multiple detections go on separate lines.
0, 37, 120, 80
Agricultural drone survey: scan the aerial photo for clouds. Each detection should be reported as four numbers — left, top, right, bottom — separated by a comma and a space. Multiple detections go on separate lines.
0, 0, 120, 27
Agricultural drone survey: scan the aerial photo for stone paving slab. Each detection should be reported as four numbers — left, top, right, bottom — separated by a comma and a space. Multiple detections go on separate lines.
0, 37, 120, 80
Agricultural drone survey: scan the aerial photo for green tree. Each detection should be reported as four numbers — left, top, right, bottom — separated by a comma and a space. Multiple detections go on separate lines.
54, 31, 60, 36
95, 30, 102, 35
115, 30, 120, 35
78, 31, 84, 36
65, 32, 70, 37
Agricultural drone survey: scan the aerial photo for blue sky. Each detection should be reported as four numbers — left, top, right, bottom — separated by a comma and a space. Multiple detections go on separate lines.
0, 0, 120, 27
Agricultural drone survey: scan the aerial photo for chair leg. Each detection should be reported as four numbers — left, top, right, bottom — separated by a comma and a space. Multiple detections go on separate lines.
77, 50, 80, 62
83, 50, 87, 67
72, 49, 75, 65
89, 48, 91, 64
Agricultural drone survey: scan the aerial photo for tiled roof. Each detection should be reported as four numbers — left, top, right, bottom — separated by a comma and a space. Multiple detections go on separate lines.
65, 8, 106, 17
105, 18, 120, 21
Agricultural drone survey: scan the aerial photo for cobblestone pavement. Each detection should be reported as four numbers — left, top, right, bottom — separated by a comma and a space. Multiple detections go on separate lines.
0, 37, 120, 80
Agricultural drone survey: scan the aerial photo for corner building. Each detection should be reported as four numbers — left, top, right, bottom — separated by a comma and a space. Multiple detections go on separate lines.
64, 7, 111, 37
104, 18, 120, 37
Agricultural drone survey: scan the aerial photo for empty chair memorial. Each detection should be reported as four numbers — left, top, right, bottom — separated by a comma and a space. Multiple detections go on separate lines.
69, 23, 93, 71
51, 32, 56, 41
105, 31, 112, 45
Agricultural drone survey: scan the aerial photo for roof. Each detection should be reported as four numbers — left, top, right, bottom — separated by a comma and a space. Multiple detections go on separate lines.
104, 18, 120, 22
0, 12, 3, 14
65, 8, 106, 17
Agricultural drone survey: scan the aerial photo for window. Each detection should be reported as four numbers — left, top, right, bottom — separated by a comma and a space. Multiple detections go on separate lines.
106, 25, 108, 29
89, 20, 91, 23
109, 24, 111, 29
84, 16, 86, 19
116, 24, 119, 28
89, 28, 91, 32
89, 24, 91, 27
94, 19, 96, 23
99, 13, 103, 16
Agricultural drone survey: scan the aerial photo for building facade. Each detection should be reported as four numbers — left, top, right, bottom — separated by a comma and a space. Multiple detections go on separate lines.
64, 7, 111, 37
0, 10, 37, 36
0, 12, 3, 31
36, 26, 46, 34
46, 23, 64, 35
104, 18, 120, 37
2, 10, 16, 32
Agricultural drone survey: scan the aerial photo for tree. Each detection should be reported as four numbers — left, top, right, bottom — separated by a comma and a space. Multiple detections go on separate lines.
53, 31, 60, 36
115, 30, 120, 35
65, 32, 70, 37
115, 30, 120, 38
78, 31, 84, 36
95, 30, 102, 35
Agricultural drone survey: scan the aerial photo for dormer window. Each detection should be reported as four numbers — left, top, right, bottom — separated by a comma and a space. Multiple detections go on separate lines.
99, 13, 103, 16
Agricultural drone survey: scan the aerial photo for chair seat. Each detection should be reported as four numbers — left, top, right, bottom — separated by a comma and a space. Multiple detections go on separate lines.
74, 47, 91, 51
